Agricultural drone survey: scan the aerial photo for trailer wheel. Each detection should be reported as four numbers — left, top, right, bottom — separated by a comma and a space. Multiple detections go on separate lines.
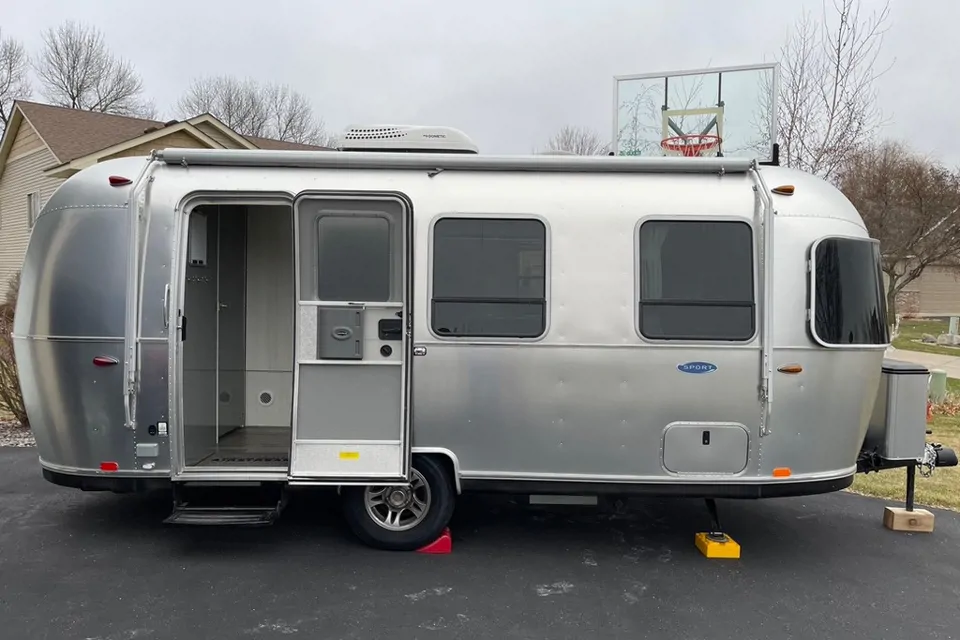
341, 455, 455, 551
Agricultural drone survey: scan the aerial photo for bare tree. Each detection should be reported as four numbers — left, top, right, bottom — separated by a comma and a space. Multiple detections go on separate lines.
767, 0, 892, 180
838, 140, 960, 319
0, 29, 31, 135
33, 20, 155, 118
265, 84, 336, 145
0, 272, 28, 427
176, 75, 334, 146
177, 76, 268, 136
543, 125, 609, 156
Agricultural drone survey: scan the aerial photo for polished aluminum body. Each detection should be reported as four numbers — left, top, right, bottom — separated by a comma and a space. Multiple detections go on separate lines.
14, 150, 886, 493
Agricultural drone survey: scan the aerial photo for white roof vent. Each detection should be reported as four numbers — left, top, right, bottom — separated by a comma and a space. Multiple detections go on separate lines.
336, 125, 479, 154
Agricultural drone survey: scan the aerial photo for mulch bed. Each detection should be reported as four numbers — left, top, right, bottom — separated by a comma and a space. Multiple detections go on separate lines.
0, 421, 35, 447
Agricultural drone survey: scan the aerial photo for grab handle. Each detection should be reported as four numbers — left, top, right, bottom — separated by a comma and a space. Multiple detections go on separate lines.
162, 284, 170, 328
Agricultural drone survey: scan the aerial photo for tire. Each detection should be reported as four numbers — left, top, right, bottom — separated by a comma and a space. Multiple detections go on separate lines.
341, 455, 456, 551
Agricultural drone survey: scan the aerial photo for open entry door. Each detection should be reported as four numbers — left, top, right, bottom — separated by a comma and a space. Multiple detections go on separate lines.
289, 194, 412, 483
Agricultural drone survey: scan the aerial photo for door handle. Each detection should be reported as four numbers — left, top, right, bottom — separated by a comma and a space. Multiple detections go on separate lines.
378, 318, 403, 341
162, 284, 170, 328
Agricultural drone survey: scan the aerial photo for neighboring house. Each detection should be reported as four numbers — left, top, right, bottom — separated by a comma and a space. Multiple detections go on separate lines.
887, 264, 960, 318
0, 100, 331, 300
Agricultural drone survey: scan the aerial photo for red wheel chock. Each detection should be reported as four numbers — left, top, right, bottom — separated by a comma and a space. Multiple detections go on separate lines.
416, 527, 452, 554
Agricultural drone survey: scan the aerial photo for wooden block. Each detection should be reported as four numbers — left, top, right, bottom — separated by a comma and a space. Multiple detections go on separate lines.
694, 532, 741, 559
883, 506, 935, 533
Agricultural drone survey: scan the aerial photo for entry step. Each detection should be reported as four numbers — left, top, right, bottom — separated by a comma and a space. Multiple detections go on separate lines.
164, 482, 287, 527
164, 506, 280, 526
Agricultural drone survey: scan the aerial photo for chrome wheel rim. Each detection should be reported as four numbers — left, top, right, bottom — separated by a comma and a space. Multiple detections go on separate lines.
364, 469, 432, 532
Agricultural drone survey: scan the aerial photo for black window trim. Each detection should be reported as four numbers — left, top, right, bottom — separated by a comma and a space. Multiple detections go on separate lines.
808, 234, 889, 350
428, 213, 550, 342
635, 216, 759, 343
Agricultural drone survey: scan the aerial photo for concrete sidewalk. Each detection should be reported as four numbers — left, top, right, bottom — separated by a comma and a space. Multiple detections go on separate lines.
885, 346, 960, 379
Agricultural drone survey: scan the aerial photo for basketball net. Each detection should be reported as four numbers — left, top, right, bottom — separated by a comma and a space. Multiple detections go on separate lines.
660, 134, 722, 158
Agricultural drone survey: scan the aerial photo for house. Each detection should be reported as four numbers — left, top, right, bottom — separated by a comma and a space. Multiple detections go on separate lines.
888, 264, 960, 318
0, 100, 331, 300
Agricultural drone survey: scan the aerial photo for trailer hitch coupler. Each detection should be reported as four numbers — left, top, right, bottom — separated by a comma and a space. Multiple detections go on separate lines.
934, 446, 958, 468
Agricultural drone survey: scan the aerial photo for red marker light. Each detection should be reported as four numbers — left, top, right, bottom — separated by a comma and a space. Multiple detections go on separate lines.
92, 356, 119, 367
100, 462, 119, 472
108, 175, 132, 186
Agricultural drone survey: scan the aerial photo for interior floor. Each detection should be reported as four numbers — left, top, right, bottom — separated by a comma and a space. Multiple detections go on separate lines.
188, 427, 291, 467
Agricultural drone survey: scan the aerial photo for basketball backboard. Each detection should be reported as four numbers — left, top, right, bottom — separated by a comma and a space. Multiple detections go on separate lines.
612, 63, 778, 163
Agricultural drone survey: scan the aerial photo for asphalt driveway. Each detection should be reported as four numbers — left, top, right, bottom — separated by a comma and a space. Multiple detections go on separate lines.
2, 447, 959, 640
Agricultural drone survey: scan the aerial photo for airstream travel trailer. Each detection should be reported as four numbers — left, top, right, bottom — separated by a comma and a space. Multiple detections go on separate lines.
13, 67, 958, 550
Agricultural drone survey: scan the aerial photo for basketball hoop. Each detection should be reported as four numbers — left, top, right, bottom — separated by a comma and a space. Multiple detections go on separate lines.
660, 134, 722, 158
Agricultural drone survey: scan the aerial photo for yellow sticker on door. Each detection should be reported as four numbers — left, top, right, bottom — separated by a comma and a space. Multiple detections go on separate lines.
339, 451, 360, 460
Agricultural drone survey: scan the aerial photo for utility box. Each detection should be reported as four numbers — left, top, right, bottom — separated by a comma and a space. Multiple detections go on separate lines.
864, 359, 930, 461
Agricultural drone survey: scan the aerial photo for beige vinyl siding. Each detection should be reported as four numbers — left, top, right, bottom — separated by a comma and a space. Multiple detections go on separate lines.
916, 266, 960, 315
883, 259, 960, 316
193, 121, 241, 148
881, 272, 921, 295
102, 130, 208, 161
0, 138, 63, 300
8, 121, 46, 159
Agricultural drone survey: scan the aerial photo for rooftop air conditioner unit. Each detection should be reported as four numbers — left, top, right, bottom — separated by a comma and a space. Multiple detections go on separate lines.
336, 124, 479, 154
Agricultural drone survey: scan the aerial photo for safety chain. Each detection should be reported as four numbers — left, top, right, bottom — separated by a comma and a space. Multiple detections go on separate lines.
919, 442, 941, 478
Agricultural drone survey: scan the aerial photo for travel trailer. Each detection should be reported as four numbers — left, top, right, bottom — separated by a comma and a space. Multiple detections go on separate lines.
13, 121, 957, 551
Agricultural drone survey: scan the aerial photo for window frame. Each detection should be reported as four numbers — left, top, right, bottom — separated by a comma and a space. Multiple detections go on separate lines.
427, 212, 551, 342
634, 215, 759, 344
26, 191, 40, 229
807, 234, 889, 350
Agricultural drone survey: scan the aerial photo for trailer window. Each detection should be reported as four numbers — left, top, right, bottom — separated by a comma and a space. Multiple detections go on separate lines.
638, 220, 755, 341
811, 237, 889, 346
316, 214, 392, 301
431, 217, 546, 338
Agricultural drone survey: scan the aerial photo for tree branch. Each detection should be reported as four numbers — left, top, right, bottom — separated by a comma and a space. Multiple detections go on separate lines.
32, 20, 154, 118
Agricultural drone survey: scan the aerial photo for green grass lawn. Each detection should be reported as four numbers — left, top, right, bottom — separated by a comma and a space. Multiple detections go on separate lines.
856, 314, 960, 510
849, 407, 960, 511
893, 317, 960, 357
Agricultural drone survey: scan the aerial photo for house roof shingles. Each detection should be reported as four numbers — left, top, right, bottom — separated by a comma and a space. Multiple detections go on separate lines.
14, 100, 332, 162
245, 135, 330, 151
17, 101, 164, 163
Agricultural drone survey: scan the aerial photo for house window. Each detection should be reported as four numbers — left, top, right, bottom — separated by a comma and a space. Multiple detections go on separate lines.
811, 236, 888, 346
27, 192, 40, 228
316, 214, 392, 302
431, 217, 546, 338
638, 219, 755, 341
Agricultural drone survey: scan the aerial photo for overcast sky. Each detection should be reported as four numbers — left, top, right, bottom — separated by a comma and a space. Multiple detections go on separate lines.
4, 0, 958, 164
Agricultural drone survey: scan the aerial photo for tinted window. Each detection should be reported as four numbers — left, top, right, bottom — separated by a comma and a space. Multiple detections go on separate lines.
813, 237, 889, 345
317, 215, 391, 301
638, 220, 755, 340
432, 218, 546, 338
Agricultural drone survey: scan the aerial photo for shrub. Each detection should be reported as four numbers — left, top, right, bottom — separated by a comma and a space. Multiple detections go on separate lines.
0, 271, 28, 427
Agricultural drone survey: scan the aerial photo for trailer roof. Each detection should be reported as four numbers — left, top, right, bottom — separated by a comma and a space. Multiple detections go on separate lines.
153, 148, 756, 175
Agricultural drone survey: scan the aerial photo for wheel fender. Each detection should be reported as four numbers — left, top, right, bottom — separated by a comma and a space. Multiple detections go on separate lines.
411, 447, 462, 494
